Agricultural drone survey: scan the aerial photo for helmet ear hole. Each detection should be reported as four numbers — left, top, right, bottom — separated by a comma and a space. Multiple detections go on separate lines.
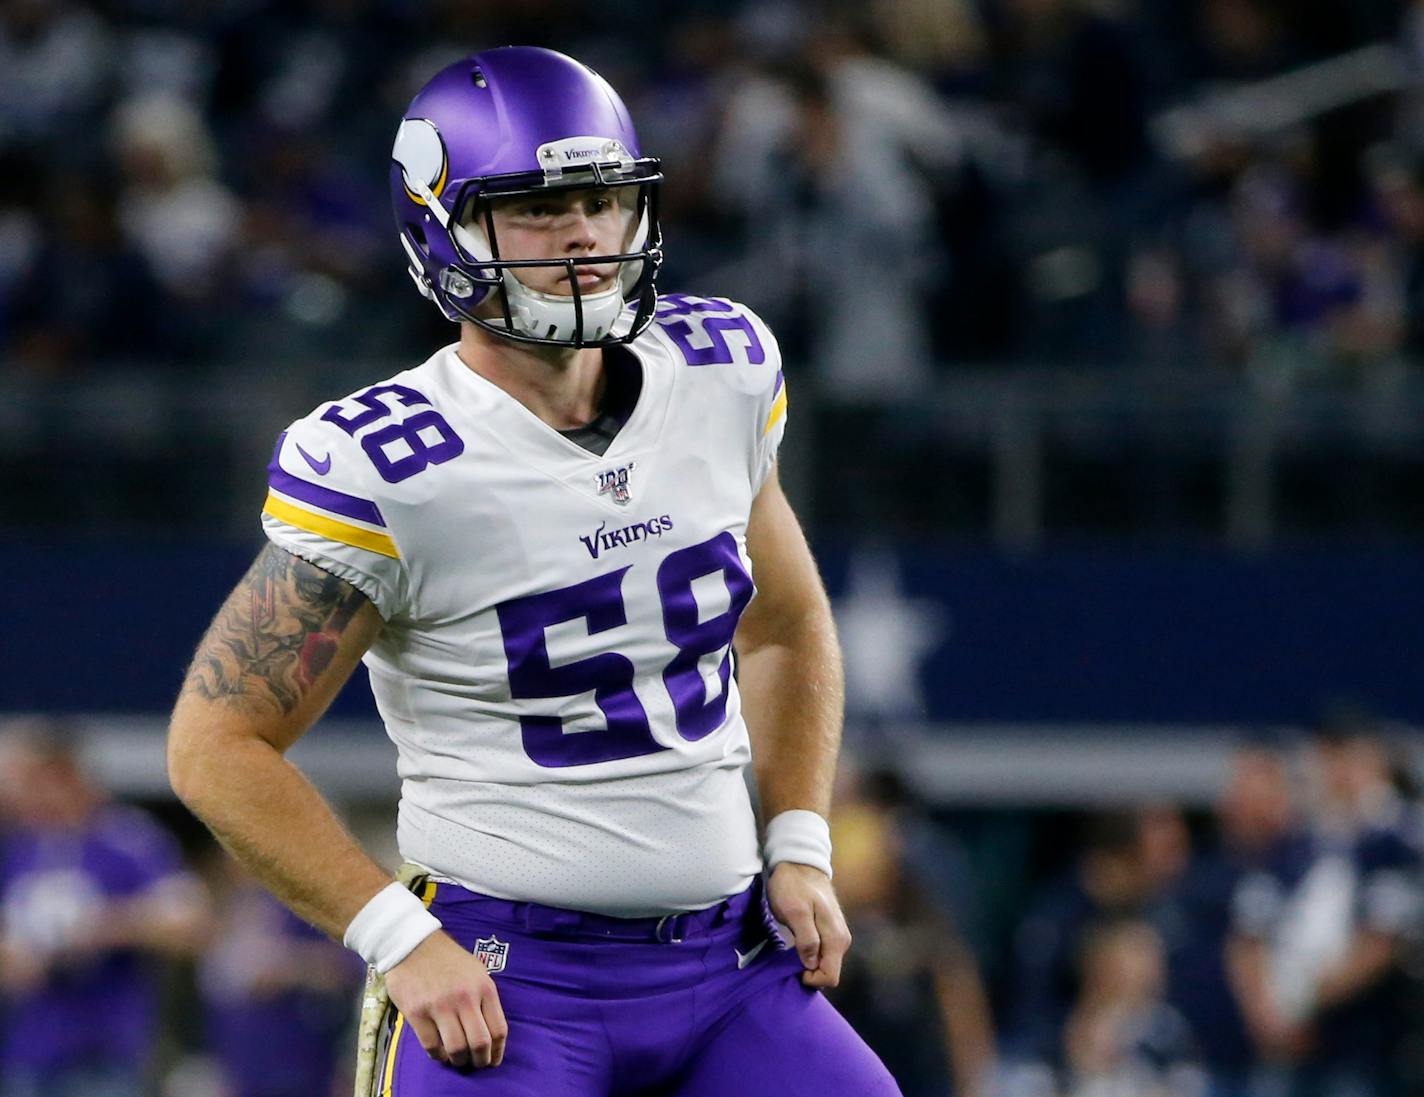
406, 222, 428, 253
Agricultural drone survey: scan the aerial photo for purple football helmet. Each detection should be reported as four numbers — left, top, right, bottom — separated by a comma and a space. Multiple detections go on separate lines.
390, 47, 663, 347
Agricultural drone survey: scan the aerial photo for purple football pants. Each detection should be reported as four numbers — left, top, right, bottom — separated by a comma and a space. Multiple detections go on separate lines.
379, 879, 901, 1096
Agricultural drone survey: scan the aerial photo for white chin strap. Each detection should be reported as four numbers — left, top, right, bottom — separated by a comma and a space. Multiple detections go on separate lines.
443, 197, 649, 344
497, 271, 625, 343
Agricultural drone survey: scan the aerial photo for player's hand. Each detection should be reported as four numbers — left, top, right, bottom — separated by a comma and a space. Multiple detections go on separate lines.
766, 861, 851, 988
383, 931, 508, 1069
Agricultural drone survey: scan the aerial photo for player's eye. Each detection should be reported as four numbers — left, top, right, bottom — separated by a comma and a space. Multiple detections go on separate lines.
579, 189, 617, 215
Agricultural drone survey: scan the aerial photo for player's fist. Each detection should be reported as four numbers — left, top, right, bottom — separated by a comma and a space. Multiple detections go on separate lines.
384, 931, 508, 1069
767, 861, 852, 988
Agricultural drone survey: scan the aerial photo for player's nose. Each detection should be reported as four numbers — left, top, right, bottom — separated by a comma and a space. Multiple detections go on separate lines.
561, 209, 599, 252
563, 230, 597, 254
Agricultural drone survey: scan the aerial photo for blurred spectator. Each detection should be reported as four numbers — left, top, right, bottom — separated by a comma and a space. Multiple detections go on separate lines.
1369, 141, 1424, 364
1221, 160, 1385, 380
0, 150, 42, 360
1062, 919, 1206, 1097
111, 94, 240, 303
198, 852, 363, 1097
7, 176, 164, 372
0, 1, 112, 155
1139, 805, 1193, 899
1229, 718, 1423, 1097
991, 0, 1155, 189
999, 808, 1180, 1078
868, 0, 989, 88
828, 779, 995, 1097
1164, 744, 1312, 1097
855, 764, 986, 952
987, 0, 1173, 364
712, 18, 964, 396
0, 717, 210, 1097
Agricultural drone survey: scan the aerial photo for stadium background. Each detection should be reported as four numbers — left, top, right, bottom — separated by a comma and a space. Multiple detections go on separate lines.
3, 0, 1424, 1095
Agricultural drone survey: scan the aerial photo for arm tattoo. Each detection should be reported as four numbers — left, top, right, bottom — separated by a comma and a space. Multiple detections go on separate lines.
182, 545, 370, 717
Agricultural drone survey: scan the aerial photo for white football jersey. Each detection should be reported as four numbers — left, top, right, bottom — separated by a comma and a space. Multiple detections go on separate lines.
261, 295, 787, 916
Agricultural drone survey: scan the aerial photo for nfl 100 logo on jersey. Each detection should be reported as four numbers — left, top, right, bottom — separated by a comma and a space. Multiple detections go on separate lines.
596, 461, 636, 505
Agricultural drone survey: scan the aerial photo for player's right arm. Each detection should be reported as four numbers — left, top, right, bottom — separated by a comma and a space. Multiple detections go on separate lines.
167, 543, 507, 1069
168, 542, 388, 935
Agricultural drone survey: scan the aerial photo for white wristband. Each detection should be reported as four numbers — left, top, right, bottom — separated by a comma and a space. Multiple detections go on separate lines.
763, 809, 833, 879
343, 882, 443, 973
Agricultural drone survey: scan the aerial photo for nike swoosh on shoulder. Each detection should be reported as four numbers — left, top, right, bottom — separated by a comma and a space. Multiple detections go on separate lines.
295, 442, 332, 476
735, 938, 770, 970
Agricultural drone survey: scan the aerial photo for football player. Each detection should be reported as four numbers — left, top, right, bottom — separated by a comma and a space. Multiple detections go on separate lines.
168, 46, 900, 1096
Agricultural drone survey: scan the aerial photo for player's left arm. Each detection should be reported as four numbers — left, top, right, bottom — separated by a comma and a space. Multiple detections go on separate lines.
735, 461, 851, 988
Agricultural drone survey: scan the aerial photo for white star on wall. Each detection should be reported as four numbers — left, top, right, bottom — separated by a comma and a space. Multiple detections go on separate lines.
832, 547, 949, 721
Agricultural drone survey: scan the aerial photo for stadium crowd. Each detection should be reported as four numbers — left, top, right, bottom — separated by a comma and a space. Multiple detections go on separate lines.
1, 0, 1423, 384
827, 713, 1424, 1097
2, 714, 1423, 1097
8, 0, 1424, 542
0, 719, 363, 1097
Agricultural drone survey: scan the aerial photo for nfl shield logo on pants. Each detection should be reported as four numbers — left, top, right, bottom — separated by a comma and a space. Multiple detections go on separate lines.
473, 935, 509, 975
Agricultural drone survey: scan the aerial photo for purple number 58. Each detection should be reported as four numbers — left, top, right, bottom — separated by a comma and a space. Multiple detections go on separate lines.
321, 384, 464, 484
654, 295, 766, 367
495, 533, 754, 767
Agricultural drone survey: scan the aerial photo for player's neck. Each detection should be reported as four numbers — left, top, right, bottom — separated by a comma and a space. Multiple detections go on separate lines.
456, 323, 606, 430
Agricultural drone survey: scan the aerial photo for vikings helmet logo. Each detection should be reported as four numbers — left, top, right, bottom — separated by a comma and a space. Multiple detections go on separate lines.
392, 118, 448, 207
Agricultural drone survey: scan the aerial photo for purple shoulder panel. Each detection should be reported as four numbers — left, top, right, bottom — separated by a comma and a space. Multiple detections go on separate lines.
267, 432, 387, 528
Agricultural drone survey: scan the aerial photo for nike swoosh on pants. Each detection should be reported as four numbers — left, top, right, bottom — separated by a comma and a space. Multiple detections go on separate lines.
735, 939, 769, 970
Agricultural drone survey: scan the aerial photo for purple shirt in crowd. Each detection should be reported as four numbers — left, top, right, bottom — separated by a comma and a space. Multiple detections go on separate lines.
0, 805, 185, 1072
201, 886, 362, 1097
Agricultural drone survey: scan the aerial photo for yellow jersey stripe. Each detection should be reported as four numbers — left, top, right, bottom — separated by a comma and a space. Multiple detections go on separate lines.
382, 1014, 406, 1097
762, 388, 788, 436
263, 492, 401, 559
